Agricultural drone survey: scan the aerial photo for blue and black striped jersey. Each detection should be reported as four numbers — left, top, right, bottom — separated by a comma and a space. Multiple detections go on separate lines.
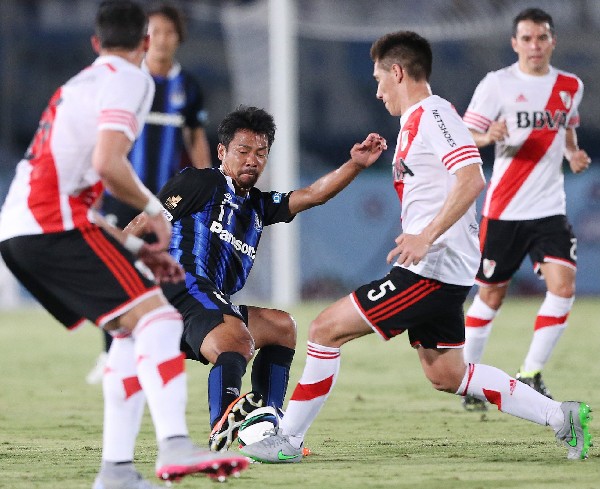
158, 167, 295, 295
130, 63, 207, 195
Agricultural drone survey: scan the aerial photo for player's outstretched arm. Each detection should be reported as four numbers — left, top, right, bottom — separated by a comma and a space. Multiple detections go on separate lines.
288, 133, 387, 215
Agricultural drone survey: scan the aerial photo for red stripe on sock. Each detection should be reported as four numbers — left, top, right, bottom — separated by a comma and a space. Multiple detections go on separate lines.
483, 388, 502, 410
123, 375, 142, 399
290, 375, 334, 401
534, 313, 569, 330
158, 353, 186, 386
465, 316, 491, 327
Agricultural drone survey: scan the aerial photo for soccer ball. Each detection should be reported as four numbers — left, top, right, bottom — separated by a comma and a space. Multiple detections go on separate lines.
237, 406, 280, 446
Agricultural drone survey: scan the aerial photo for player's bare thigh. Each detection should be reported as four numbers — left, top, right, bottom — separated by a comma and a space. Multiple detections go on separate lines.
246, 306, 296, 350
539, 261, 575, 297
104, 293, 172, 333
309, 295, 373, 347
417, 347, 466, 393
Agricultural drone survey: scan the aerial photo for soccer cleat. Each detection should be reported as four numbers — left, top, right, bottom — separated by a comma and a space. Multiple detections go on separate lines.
155, 436, 249, 482
93, 466, 163, 489
516, 370, 553, 399
86, 352, 108, 385
555, 401, 593, 460
461, 394, 488, 412
239, 429, 304, 464
209, 391, 264, 452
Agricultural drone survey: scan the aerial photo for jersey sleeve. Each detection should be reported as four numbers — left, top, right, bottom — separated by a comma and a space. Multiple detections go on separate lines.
567, 77, 584, 129
182, 72, 208, 130
97, 69, 155, 141
462, 72, 502, 133
157, 167, 214, 221
424, 104, 482, 174
255, 190, 295, 226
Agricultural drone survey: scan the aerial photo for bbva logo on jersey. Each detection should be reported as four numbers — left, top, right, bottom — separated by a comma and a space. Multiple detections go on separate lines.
516, 110, 568, 130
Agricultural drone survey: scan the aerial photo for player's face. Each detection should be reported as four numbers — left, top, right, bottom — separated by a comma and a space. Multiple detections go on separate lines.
373, 61, 402, 116
146, 14, 180, 64
218, 130, 269, 194
512, 20, 555, 75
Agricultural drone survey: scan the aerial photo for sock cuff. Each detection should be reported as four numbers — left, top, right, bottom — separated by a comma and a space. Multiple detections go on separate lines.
307, 341, 340, 354
256, 345, 295, 365
215, 351, 248, 371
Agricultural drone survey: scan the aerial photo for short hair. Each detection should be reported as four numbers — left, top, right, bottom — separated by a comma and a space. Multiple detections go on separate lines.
512, 8, 555, 37
147, 3, 187, 43
218, 106, 276, 150
370, 31, 432, 82
95, 1, 147, 50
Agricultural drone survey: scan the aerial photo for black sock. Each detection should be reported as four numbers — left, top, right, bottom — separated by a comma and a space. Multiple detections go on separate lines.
251, 345, 295, 409
208, 351, 247, 427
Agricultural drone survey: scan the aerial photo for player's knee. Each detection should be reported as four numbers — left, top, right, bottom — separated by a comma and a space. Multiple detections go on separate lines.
549, 283, 575, 298
273, 312, 297, 348
308, 312, 338, 345
478, 288, 505, 310
203, 329, 255, 363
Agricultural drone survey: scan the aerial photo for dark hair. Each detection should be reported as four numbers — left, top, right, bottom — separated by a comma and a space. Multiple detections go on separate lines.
218, 106, 276, 150
370, 31, 432, 82
95, 0, 147, 50
147, 3, 187, 43
512, 8, 555, 37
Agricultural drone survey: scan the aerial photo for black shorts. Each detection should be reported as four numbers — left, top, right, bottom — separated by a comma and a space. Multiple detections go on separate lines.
162, 277, 249, 364
351, 267, 470, 349
0, 228, 159, 330
477, 215, 577, 286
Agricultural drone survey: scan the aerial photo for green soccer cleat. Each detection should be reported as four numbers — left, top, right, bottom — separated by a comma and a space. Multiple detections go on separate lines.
555, 401, 593, 460
239, 429, 304, 464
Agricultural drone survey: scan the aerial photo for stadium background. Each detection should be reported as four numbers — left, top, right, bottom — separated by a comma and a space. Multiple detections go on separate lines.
1, 0, 600, 308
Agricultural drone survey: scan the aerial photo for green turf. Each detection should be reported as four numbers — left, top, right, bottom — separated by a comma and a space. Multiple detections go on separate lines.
1, 298, 598, 488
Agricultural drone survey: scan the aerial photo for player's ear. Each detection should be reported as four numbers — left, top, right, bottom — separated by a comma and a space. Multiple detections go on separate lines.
217, 143, 226, 161
91, 35, 102, 54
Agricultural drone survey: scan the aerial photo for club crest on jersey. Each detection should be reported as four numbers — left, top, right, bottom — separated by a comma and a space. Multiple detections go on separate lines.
165, 195, 182, 210
559, 91, 572, 110
482, 258, 496, 278
254, 214, 263, 232
393, 157, 414, 182
272, 192, 282, 204
170, 88, 186, 109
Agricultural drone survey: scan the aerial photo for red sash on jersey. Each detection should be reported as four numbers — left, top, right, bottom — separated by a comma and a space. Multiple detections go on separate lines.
393, 106, 424, 204
486, 74, 579, 219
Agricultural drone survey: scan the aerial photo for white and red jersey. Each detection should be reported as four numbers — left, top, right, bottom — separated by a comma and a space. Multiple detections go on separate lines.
463, 63, 583, 220
393, 95, 483, 286
0, 55, 154, 241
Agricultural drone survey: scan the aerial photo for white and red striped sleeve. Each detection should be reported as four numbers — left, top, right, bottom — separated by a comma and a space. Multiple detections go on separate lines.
97, 68, 154, 141
424, 103, 482, 174
463, 72, 501, 134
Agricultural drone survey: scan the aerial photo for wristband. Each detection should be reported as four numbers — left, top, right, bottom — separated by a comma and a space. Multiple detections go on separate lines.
144, 196, 163, 217
123, 234, 144, 255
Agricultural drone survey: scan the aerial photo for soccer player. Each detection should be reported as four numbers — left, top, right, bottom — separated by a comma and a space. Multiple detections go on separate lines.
0, 2, 248, 487
462, 8, 591, 410
87, 2, 214, 385
128, 105, 387, 452
239, 31, 592, 464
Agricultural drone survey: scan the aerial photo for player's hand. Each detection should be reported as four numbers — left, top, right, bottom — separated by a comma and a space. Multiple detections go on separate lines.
386, 232, 431, 266
485, 120, 508, 144
350, 133, 387, 168
568, 149, 591, 174
141, 213, 172, 252
137, 246, 185, 283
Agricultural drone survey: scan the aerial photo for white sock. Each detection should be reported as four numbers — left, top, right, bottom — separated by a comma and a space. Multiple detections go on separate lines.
133, 305, 188, 441
522, 292, 573, 373
464, 294, 498, 363
102, 337, 146, 462
457, 363, 563, 429
281, 342, 340, 448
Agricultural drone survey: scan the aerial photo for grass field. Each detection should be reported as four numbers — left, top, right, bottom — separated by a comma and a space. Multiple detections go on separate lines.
1, 298, 599, 488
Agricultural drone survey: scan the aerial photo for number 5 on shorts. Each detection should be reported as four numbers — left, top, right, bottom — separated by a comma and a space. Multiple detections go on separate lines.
367, 280, 396, 301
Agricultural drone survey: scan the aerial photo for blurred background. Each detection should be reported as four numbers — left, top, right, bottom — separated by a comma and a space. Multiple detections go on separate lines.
1, 0, 600, 308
